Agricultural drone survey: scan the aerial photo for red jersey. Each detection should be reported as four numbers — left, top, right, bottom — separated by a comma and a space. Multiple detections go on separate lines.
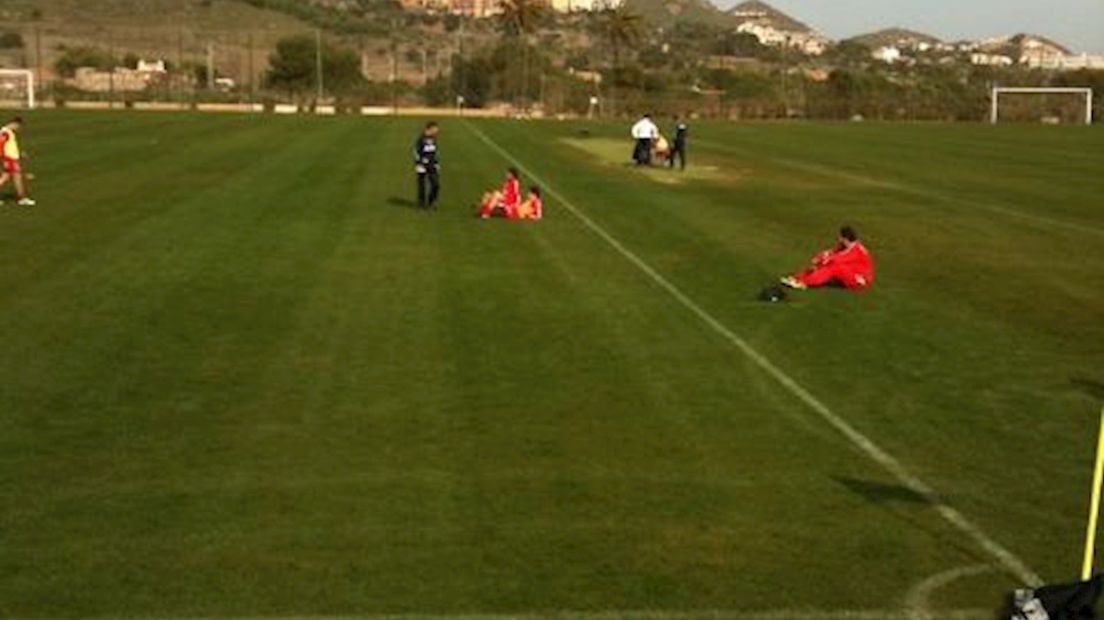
501, 178, 520, 208
825, 241, 874, 289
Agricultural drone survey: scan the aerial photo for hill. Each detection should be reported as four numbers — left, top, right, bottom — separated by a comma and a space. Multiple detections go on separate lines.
726, 0, 811, 33
0, 0, 314, 84
622, 0, 730, 27
0, 0, 460, 89
977, 32, 1072, 57
845, 27, 942, 50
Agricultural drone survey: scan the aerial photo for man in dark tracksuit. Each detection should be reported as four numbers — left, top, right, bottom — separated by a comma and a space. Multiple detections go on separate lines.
413, 121, 440, 210
669, 116, 688, 171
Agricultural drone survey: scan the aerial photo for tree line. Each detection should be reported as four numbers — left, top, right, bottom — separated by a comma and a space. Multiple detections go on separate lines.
30, 0, 1104, 122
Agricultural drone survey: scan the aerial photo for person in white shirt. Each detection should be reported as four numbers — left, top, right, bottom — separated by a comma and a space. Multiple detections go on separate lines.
630, 114, 659, 165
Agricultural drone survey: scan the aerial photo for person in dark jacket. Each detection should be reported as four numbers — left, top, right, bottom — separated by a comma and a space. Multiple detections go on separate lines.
413, 121, 441, 210
668, 115, 688, 171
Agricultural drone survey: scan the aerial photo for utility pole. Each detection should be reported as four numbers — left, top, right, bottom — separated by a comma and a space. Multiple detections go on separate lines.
456, 20, 466, 104
521, 36, 529, 112
34, 26, 42, 98
177, 29, 184, 102
206, 42, 214, 90
390, 18, 398, 114
539, 72, 546, 115
247, 32, 255, 101
315, 28, 324, 103
108, 30, 116, 108
359, 35, 368, 81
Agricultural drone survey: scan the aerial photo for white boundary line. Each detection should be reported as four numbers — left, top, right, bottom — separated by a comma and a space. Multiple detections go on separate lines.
463, 121, 1042, 588
904, 565, 995, 620
104, 610, 992, 620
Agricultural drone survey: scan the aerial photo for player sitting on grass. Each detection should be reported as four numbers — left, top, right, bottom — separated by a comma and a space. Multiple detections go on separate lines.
478, 167, 521, 219
514, 187, 543, 220
781, 225, 874, 291
0, 117, 35, 207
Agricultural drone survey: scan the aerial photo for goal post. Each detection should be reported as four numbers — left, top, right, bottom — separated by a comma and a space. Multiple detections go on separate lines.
0, 69, 36, 110
990, 87, 1093, 125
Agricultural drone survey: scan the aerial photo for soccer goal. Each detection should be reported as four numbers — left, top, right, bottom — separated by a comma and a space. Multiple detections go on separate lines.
990, 87, 1093, 125
0, 69, 36, 110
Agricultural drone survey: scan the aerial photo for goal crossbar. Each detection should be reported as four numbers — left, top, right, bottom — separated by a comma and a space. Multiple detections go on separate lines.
990, 86, 1093, 125
0, 69, 36, 109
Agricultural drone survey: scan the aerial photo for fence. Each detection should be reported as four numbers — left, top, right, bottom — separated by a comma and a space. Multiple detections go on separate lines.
1, 21, 1099, 122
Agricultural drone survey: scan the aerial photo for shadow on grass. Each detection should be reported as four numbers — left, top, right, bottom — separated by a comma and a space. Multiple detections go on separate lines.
1071, 377, 1104, 400
832, 475, 932, 505
387, 196, 418, 209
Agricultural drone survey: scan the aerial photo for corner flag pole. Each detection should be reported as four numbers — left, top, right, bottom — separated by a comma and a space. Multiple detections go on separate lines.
1081, 407, 1104, 581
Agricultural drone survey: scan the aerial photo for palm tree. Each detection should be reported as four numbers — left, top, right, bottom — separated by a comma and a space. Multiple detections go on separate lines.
496, 0, 546, 111
592, 5, 643, 117
497, 0, 544, 38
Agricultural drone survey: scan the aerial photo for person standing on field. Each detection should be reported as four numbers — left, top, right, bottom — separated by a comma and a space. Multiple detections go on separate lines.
669, 115, 688, 171
413, 121, 440, 210
630, 113, 658, 165
0, 117, 35, 206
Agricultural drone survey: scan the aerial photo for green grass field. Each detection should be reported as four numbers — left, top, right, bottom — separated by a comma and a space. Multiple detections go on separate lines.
1, 111, 1102, 617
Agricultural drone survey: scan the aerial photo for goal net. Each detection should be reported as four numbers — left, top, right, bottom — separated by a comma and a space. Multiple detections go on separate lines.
990, 87, 1093, 125
0, 69, 36, 109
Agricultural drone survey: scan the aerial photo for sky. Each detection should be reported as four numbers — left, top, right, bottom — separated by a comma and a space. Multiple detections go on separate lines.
715, 0, 1104, 53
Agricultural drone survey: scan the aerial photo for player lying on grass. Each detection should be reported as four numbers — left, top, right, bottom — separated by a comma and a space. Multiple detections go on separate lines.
781, 225, 874, 291
0, 117, 35, 207
478, 167, 521, 219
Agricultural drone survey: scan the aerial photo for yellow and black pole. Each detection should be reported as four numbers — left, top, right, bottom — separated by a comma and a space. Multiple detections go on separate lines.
1082, 408, 1104, 581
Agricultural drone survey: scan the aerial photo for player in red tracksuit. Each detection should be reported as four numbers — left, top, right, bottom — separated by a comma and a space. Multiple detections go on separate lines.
478, 168, 521, 219
781, 226, 874, 291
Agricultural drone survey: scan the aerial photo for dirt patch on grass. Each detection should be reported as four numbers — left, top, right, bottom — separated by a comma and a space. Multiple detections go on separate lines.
560, 137, 836, 189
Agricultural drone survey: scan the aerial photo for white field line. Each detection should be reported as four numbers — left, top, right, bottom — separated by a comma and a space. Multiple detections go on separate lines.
464, 121, 1041, 588
70, 610, 994, 620
903, 565, 995, 620
693, 138, 1104, 239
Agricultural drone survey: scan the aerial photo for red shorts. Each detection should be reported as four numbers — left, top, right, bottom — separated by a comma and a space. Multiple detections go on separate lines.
2, 159, 20, 174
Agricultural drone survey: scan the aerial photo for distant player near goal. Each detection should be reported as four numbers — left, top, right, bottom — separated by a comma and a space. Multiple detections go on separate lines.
0, 117, 35, 206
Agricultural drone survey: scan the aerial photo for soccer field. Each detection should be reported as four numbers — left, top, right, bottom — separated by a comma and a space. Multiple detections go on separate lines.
1, 111, 1102, 617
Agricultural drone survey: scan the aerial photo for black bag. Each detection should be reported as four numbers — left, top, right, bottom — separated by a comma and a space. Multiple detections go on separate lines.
1010, 576, 1103, 620
757, 284, 788, 303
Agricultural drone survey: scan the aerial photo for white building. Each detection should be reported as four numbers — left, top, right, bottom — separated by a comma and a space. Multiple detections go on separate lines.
548, 0, 621, 10
734, 21, 827, 56
872, 46, 902, 63
1018, 38, 1067, 66
970, 53, 1013, 66
1022, 52, 1104, 70
137, 59, 167, 74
